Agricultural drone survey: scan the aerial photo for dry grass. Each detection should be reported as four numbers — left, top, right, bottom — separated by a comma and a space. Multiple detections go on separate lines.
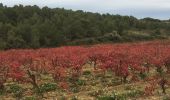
0, 64, 170, 100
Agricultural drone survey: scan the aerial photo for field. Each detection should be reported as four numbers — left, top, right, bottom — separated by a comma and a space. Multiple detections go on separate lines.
0, 40, 170, 100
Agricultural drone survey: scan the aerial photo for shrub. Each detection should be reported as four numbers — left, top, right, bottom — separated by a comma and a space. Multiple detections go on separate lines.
88, 90, 103, 97
9, 84, 23, 98
126, 90, 144, 97
98, 96, 115, 100
70, 87, 79, 93
163, 95, 170, 100
76, 79, 86, 86
24, 96, 36, 100
124, 85, 132, 90
38, 83, 57, 93
83, 71, 91, 76
112, 91, 127, 100
0, 89, 3, 95
71, 96, 78, 100
139, 72, 147, 80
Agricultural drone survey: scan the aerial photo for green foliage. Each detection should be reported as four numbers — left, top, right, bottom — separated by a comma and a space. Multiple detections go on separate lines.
0, 4, 169, 49
98, 89, 144, 100
76, 79, 86, 86
98, 96, 115, 100
9, 84, 24, 98
70, 87, 80, 93
138, 72, 147, 80
163, 95, 170, 100
24, 96, 36, 100
0, 39, 6, 50
0, 89, 3, 95
68, 77, 76, 83
112, 91, 127, 100
71, 96, 78, 100
83, 70, 91, 75
60, 96, 67, 100
98, 93, 127, 100
88, 90, 103, 97
125, 89, 144, 97
156, 67, 164, 76
39, 83, 57, 93
124, 85, 133, 90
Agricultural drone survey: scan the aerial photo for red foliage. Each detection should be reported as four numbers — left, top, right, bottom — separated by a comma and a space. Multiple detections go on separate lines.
58, 82, 69, 90
144, 85, 156, 96
0, 40, 170, 90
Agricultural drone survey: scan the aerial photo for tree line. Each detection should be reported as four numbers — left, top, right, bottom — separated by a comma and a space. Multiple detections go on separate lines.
0, 3, 170, 49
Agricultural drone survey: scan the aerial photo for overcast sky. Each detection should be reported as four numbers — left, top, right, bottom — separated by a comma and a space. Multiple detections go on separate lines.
1, 0, 170, 20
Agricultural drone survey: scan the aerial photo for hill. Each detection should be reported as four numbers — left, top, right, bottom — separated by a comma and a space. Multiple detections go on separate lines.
0, 3, 170, 49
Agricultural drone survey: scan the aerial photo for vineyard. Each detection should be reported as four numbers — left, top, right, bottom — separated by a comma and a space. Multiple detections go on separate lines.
0, 40, 170, 100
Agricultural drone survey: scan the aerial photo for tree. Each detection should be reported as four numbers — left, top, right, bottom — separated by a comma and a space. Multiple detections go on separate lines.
6, 30, 26, 49
0, 4, 169, 49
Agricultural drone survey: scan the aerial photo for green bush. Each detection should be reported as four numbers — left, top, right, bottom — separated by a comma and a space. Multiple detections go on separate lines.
24, 96, 36, 100
89, 90, 103, 97
71, 96, 78, 100
39, 83, 57, 93
138, 72, 147, 80
83, 71, 91, 75
76, 79, 86, 86
98, 92, 127, 100
124, 85, 132, 90
70, 87, 79, 93
0, 89, 3, 95
9, 84, 23, 98
98, 96, 115, 100
0, 84, 5, 95
112, 91, 127, 100
126, 90, 144, 97
163, 95, 170, 100
98, 89, 143, 100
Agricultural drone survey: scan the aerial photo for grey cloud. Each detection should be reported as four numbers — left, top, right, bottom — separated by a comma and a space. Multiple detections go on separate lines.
0, 0, 170, 19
